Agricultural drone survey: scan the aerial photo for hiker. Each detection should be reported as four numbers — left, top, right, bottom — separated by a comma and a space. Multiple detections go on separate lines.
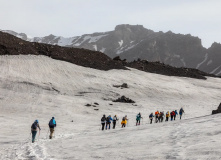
48, 117, 56, 139
149, 113, 154, 124
174, 110, 178, 120
170, 111, 175, 121
121, 117, 127, 128
106, 115, 113, 130
155, 111, 159, 123
179, 108, 185, 119
159, 112, 164, 122
165, 111, 170, 121
113, 115, 118, 129
136, 113, 143, 126
31, 120, 41, 143
101, 114, 106, 130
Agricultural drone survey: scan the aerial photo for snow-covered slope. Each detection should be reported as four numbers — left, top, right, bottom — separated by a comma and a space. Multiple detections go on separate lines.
0, 55, 220, 159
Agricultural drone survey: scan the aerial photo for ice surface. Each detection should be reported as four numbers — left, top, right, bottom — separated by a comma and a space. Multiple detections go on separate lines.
0, 55, 220, 160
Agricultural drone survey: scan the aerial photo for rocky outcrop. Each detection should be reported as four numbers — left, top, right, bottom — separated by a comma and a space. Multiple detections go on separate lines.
114, 57, 218, 80
0, 31, 126, 71
113, 96, 135, 103
212, 103, 221, 114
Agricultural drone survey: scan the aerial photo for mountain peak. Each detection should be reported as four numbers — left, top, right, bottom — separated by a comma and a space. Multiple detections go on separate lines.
115, 24, 146, 32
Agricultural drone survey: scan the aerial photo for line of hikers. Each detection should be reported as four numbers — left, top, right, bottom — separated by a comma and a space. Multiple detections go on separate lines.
100, 108, 184, 130
31, 117, 56, 143
101, 115, 128, 130
149, 108, 184, 124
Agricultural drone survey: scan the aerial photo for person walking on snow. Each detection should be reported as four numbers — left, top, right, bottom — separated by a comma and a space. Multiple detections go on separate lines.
170, 111, 175, 121
136, 113, 143, 126
121, 117, 127, 128
174, 110, 178, 120
31, 120, 41, 143
159, 112, 164, 122
101, 114, 106, 130
149, 113, 154, 124
165, 111, 170, 121
48, 117, 56, 139
155, 111, 159, 123
106, 115, 113, 130
113, 115, 118, 129
179, 108, 185, 119
124, 115, 129, 126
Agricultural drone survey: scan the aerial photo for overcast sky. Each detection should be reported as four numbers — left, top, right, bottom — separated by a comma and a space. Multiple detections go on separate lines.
1, 0, 220, 48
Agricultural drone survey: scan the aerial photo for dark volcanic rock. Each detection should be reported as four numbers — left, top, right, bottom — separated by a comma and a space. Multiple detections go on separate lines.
212, 103, 221, 114
0, 31, 126, 71
113, 57, 218, 79
113, 96, 135, 103
113, 83, 128, 88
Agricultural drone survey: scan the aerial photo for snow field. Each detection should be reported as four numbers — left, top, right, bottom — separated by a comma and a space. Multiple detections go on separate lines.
0, 55, 220, 159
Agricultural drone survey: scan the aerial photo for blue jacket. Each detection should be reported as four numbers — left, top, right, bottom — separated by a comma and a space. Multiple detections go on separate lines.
49, 119, 56, 128
106, 116, 113, 123
175, 110, 178, 115
179, 109, 184, 115
149, 114, 154, 118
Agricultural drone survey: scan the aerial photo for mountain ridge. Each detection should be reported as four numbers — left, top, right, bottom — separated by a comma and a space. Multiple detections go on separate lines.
1, 24, 221, 76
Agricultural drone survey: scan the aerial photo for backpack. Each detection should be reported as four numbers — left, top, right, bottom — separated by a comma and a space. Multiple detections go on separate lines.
106, 117, 110, 122
113, 116, 117, 121
101, 117, 106, 121
122, 117, 125, 121
31, 122, 37, 129
49, 119, 55, 127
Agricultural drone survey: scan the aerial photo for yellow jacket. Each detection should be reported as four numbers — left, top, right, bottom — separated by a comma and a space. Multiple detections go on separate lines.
166, 112, 170, 117
121, 120, 127, 124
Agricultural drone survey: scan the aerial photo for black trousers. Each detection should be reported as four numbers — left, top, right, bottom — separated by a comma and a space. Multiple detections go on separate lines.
113, 121, 116, 129
136, 120, 140, 125
150, 119, 153, 124
101, 123, 105, 130
166, 117, 169, 121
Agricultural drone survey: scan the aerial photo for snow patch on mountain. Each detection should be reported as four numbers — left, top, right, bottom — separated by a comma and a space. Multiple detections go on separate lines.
100, 47, 106, 53
196, 53, 208, 69
210, 65, 221, 74
93, 45, 97, 51
118, 40, 123, 47
58, 37, 77, 46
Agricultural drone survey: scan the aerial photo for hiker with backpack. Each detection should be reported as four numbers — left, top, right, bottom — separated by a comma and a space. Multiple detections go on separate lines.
170, 111, 175, 121
174, 110, 178, 120
113, 115, 119, 129
106, 115, 113, 130
136, 113, 143, 126
155, 111, 159, 123
124, 115, 129, 126
179, 108, 185, 119
31, 120, 41, 143
149, 113, 154, 124
159, 111, 164, 122
165, 111, 170, 121
101, 114, 106, 130
121, 117, 127, 128
48, 117, 56, 139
